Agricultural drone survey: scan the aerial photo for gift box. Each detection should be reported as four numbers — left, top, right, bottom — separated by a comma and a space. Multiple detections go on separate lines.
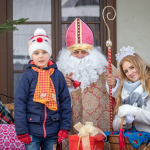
0, 101, 14, 124
0, 124, 25, 149
69, 122, 105, 150
69, 134, 104, 150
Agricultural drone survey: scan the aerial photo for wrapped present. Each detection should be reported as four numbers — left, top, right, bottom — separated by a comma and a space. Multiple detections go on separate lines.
69, 122, 106, 150
0, 124, 25, 149
0, 101, 14, 124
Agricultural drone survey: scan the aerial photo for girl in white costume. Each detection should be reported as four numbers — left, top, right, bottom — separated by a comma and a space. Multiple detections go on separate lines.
110, 46, 150, 133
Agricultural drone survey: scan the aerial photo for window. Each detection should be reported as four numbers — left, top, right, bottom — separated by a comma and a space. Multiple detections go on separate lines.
0, 0, 116, 104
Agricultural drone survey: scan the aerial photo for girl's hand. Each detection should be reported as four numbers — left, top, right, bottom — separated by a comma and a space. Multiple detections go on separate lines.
118, 104, 136, 117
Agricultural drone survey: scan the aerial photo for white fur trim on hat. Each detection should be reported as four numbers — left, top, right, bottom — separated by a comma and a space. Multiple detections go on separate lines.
28, 28, 52, 59
28, 43, 52, 59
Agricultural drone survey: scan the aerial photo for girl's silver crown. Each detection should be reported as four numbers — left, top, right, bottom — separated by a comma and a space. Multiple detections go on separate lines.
115, 46, 135, 62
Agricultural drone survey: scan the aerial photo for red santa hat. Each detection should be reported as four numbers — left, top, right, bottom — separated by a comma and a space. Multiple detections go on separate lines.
66, 17, 94, 51
28, 28, 52, 59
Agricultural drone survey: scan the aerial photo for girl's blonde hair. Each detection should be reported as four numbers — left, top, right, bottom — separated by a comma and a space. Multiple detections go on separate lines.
114, 53, 150, 114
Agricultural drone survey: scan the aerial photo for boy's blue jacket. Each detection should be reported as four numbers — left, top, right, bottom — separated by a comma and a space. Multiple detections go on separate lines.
14, 60, 72, 138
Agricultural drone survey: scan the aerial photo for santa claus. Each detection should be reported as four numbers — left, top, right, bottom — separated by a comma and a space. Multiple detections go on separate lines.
57, 17, 119, 150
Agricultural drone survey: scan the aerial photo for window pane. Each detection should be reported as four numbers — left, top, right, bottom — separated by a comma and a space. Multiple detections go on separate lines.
13, 0, 51, 21
61, 0, 100, 21
14, 73, 22, 93
62, 24, 100, 48
13, 25, 51, 70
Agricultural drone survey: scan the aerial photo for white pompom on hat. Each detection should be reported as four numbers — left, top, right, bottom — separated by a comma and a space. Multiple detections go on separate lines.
34, 28, 46, 36
28, 28, 52, 59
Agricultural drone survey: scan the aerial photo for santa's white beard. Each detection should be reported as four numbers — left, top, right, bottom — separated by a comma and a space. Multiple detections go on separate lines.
56, 47, 108, 91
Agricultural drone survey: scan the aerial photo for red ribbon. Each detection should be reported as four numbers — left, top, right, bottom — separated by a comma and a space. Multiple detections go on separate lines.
119, 129, 127, 150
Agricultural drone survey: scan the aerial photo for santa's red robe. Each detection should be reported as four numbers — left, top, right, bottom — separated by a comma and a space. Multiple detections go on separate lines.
62, 64, 119, 150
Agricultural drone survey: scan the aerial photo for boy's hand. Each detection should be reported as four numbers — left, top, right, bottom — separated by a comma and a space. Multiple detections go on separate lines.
57, 129, 68, 144
105, 73, 116, 88
17, 133, 31, 144
64, 72, 74, 87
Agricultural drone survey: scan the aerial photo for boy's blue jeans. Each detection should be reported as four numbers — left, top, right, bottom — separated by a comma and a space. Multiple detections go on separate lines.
25, 135, 57, 150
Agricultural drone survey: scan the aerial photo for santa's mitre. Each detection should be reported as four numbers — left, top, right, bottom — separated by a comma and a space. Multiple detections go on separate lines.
66, 17, 94, 51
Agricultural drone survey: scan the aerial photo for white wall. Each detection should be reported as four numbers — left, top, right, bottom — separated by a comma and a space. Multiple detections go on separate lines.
116, 0, 150, 65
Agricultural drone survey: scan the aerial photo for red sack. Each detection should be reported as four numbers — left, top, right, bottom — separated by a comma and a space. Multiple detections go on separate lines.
69, 134, 104, 150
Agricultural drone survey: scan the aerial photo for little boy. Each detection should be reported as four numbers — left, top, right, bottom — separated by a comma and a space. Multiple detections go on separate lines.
14, 28, 72, 150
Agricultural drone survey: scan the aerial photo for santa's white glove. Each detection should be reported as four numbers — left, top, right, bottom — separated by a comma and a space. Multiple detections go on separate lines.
118, 105, 136, 118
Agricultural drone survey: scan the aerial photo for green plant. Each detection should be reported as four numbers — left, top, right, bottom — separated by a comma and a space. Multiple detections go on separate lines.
0, 18, 29, 35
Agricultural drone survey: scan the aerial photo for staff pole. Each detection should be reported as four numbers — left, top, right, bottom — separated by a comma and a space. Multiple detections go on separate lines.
102, 6, 116, 131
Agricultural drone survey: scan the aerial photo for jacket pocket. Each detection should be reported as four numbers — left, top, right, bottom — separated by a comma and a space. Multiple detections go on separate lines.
50, 113, 60, 122
27, 114, 40, 123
